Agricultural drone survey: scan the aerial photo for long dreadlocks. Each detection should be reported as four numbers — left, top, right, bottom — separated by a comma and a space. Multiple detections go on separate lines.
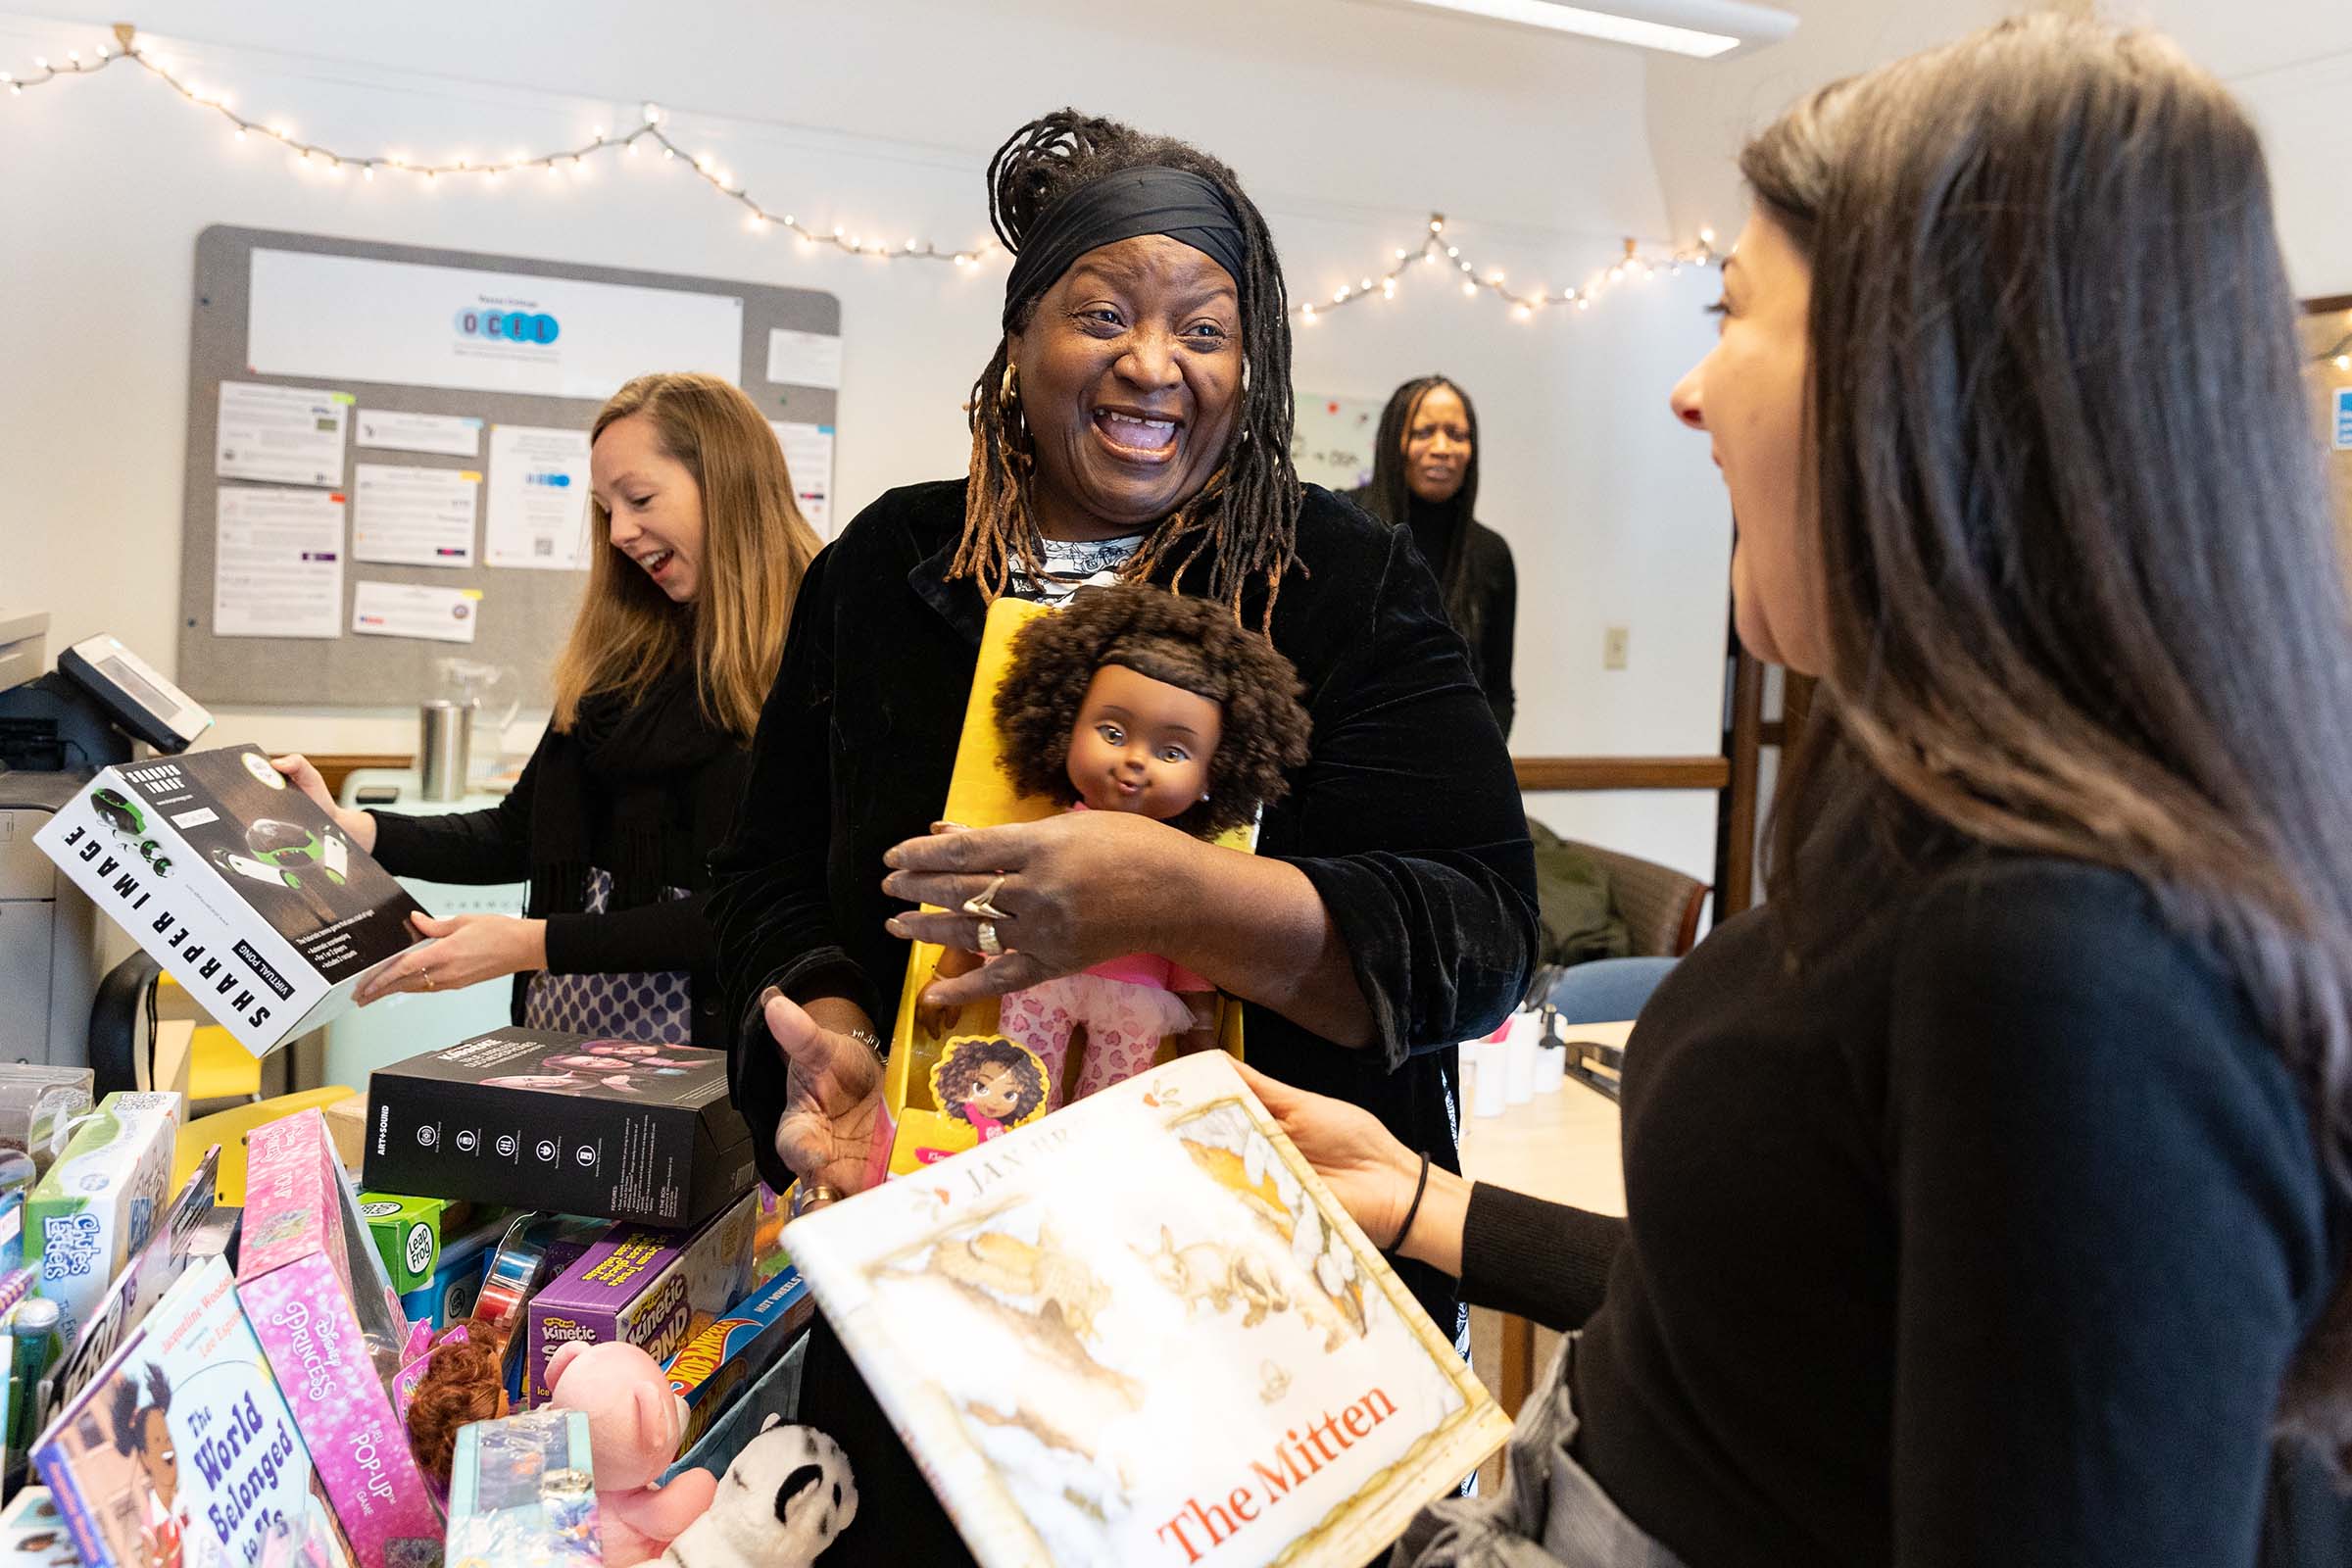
955, 110, 1301, 627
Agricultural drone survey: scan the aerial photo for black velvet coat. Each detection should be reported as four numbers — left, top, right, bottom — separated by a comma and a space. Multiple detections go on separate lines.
708, 477, 1537, 1561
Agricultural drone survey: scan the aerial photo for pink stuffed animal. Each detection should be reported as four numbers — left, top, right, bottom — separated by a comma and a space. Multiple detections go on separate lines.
543, 1340, 718, 1566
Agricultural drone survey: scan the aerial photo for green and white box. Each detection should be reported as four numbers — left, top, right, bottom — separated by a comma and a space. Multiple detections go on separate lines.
26, 1092, 182, 1344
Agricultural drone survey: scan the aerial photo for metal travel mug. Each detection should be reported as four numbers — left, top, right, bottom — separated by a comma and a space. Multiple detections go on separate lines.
418, 699, 473, 803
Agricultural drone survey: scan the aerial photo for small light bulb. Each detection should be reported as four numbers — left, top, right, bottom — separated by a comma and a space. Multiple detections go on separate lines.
1430, 218, 1444, 232
66, 49, 77, 61
94, 45, 107, 58
233, 126, 245, 140
545, 161, 559, 177
591, 125, 607, 141
906, 238, 918, 252
627, 139, 641, 156
363, 166, 374, 180
1698, 226, 1716, 246
1488, 270, 1504, 283
32, 57, 46, 69
1301, 304, 1317, 321
1609, 264, 1625, 282
1577, 298, 1590, 311
2337, 354, 2351, 372
0, 72, 12, 82
1461, 280, 1477, 297
1513, 304, 1532, 320
1359, 276, 1373, 291
1446, 246, 1458, 258
1381, 280, 1395, 297
1394, 248, 1407, 261
695, 152, 711, 170
642, 101, 662, 123
748, 214, 765, 231
662, 146, 674, 160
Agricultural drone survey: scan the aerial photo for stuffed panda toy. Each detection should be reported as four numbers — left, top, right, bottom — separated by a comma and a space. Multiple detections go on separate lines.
661, 1418, 857, 1568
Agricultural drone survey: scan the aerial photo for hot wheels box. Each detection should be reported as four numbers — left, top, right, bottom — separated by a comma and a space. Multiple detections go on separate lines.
25, 1092, 180, 1344
237, 1108, 442, 1568
522, 1190, 756, 1406
32, 746, 423, 1057
661, 1265, 811, 1453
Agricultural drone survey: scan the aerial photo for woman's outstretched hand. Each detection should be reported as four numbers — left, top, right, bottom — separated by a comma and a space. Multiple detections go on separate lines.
1236, 1060, 1423, 1247
764, 991, 884, 1205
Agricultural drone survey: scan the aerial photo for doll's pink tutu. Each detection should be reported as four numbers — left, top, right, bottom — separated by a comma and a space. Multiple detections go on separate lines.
1000, 968, 1200, 1104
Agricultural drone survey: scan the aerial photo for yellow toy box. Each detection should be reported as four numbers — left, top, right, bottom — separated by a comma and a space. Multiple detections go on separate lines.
865, 597, 1250, 1184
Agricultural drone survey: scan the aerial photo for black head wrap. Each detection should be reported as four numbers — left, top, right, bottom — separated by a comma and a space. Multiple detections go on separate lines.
1000, 166, 1249, 329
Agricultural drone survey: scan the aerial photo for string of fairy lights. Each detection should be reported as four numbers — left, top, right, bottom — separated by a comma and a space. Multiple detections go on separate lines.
7, 22, 1723, 327
1298, 217, 1718, 326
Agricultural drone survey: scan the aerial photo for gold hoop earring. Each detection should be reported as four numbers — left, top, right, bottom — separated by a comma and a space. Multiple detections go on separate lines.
1001, 363, 1017, 404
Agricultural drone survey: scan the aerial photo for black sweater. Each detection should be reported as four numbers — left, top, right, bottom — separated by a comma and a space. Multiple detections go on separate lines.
710, 478, 1540, 1328
368, 716, 751, 1048
1457, 851, 2341, 1568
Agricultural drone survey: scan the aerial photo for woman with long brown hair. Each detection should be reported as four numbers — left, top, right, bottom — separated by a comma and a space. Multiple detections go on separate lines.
275, 371, 819, 1046
1253, 17, 2352, 1566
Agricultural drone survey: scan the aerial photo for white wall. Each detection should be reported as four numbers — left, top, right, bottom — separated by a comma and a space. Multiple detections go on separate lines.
4, 0, 1734, 883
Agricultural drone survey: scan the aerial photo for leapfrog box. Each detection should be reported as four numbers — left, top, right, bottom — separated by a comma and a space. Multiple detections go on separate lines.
25, 1092, 180, 1344
867, 598, 1247, 1185
359, 1191, 475, 1295
522, 1189, 756, 1406
237, 1108, 442, 1568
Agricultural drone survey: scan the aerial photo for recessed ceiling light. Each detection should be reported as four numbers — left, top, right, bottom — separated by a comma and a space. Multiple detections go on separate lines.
1355, 0, 1797, 60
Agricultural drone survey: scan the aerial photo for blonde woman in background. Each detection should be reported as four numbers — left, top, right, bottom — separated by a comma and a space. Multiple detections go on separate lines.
275, 371, 820, 1046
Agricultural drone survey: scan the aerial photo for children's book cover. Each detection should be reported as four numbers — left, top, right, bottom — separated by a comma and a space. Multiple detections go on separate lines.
33, 1256, 344, 1568
789, 1050, 1510, 1568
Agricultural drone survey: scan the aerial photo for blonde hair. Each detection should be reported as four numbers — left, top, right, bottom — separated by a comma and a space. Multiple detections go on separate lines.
550, 372, 820, 738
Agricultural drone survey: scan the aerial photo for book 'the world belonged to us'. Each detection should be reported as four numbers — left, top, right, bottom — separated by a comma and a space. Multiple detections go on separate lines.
785, 1050, 1511, 1568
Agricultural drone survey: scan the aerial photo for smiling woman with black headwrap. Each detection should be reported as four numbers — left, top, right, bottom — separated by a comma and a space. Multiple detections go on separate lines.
709, 109, 1537, 1560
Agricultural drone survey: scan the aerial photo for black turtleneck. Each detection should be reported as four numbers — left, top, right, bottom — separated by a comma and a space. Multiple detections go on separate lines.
1399, 494, 1518, 742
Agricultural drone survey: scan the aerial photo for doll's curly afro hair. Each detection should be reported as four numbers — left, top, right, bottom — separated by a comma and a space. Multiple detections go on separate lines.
995, 584, 1310, 838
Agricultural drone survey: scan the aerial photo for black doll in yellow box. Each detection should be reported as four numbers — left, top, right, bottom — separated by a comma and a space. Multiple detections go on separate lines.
913, 585, 1309, 1116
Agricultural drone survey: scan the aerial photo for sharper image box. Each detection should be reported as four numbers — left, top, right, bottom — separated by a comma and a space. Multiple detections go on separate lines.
364, 1029, 756, 1224
31, 745, 422, 1056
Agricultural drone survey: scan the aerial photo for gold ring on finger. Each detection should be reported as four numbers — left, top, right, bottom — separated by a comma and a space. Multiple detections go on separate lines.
974, 918, 1004, 958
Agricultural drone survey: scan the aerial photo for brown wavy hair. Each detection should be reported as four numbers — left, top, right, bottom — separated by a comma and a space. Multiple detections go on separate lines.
550, 372, 820, 738
994, 584, 1308, 838
1746, 16, 2352, 1465
403, 1319, 509, 1488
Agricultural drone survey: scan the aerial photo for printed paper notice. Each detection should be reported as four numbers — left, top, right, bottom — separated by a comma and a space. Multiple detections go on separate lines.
484, 423, 592, 570
766, 328, 842, 389
353, 463, 479, 566
2335, 387, 2351, 450
215, 486, 344, 638
357, 408, 483, 458
770, 420, 837, 539
353, 580, 481, 644
217, 381, 352, 487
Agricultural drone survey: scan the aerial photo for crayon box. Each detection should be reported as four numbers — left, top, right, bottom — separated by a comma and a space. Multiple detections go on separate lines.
26, 1093, 181, 1345
237, 1108, 442, 1568
523, 1190, 756, 1406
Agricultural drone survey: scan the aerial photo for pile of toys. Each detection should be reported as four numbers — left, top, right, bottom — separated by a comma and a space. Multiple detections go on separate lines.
0, 1030, 853, 1568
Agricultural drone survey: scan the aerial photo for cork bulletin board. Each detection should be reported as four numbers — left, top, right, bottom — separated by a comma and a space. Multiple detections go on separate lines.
177, 224, 840, 707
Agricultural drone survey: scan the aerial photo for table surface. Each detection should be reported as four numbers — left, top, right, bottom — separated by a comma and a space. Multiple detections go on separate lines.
1456, 1018, 1630, 1218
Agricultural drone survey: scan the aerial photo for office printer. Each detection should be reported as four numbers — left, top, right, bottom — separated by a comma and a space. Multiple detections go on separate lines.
0, 612, 212, 1065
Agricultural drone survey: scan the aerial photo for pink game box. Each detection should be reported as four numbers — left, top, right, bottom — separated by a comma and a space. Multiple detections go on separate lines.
238, 1107, 444, 1568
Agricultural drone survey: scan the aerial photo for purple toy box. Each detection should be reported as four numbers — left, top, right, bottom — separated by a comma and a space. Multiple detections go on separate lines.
238, 1108, 444, 1568
522, 1189, 756, 1406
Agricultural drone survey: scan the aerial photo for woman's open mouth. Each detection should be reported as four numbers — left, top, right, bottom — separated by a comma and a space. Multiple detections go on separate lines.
1092, 407, 1182, 464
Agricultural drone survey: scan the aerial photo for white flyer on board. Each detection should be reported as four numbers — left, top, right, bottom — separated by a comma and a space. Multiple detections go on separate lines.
352, 580, 481, 644
247, 248, 741, 398
217, 381, 352, 488
352, 463, 479, 566
484, 423, 592, 570
770, 420, 836, 539
215, 486, 344, 638
766, 328, 842, 389
356, 408, 483, 458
